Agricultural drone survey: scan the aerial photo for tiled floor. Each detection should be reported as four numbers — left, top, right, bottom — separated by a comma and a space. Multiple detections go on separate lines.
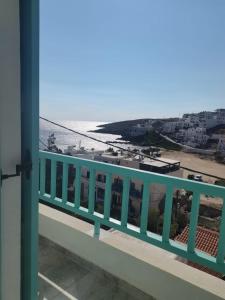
39, 236, 154, 300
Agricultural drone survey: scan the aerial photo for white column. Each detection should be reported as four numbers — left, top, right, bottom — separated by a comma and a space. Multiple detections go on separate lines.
0, 0, 21, 299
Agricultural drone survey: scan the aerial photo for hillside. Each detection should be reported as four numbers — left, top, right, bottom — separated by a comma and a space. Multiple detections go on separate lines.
92, 119, 181, 150
94, 118, 179, 135
128, 131, 182, 151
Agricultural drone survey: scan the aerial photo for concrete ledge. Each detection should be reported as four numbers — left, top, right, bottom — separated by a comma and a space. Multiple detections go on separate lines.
39, 204, 225, 300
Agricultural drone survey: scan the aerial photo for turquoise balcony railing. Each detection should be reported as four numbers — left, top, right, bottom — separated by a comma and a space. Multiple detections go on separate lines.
39, 150, 225, 274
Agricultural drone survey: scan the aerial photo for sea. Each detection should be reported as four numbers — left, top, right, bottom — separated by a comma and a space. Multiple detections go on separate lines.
40, 119, 133, 152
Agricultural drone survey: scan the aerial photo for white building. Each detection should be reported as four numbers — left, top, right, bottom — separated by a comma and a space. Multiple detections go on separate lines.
217, 138, 225, 153
177, 127, 209, 147
216, 109, 225, 124
162, 121, 179, 133
182, 114, 200, 126
182, 110, 225, 129
79, 151, 183, 215
198, 111, 217, 129
162, 119, 194, 134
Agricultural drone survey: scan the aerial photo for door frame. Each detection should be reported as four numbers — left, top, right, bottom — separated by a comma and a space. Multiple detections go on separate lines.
20, 0, 39, 299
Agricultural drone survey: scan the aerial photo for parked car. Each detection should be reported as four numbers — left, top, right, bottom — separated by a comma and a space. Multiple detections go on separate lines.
194, 175, 203, 182
188, 174, 203, 182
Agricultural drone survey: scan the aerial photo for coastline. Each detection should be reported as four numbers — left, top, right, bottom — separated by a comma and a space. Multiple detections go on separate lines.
91, 124, 182, 151
92, 122, 225, 180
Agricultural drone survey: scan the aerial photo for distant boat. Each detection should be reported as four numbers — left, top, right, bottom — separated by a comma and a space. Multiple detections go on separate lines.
46, 133, 62, 153
46, 132, 104, 159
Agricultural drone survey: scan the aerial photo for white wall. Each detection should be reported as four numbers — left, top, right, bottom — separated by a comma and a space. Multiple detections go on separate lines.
39, 205, 225, 300
0, 0, 21, 299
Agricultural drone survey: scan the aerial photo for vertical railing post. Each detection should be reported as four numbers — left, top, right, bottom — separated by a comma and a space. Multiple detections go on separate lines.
187, 191, 200, 253
104, 173, 112, 220
50, 160, 56, 200
162, 184, 174, 244
140, 181, 150, 235
62, 163, 68, 203
94, 221, 101, 239
88, 169, 96, 214
217, 191, 225, 264
40, 158, 46, 195
74, 165, 81, 208
121, 177, 130, 227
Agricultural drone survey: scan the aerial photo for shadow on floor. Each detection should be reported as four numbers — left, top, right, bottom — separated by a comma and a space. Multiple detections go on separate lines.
38, 236, 153, 300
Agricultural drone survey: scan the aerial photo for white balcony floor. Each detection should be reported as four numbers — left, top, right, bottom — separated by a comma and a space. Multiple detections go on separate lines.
38, 236, 153, 300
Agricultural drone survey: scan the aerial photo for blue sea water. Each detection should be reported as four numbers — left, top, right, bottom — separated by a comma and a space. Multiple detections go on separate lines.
40, 119, 129, 151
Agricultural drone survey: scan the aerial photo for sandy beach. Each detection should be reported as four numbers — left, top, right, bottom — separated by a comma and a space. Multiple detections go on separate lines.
161, 150, 225, 183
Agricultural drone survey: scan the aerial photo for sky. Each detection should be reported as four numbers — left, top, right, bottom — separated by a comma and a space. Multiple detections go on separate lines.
40, 0, 225, 122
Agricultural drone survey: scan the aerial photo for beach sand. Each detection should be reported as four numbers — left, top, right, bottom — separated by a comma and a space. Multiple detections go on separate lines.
161, 150, 225, 184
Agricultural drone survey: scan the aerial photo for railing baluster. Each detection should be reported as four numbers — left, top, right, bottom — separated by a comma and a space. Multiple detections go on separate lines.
121, 177, 130, 227
88, 169, 96, 214
162, 184, 174, 243
217, 192, 225, 264
62, 163, 68, 203
40, 158, 46, 195
94, 221, 100, 239
104, 173, 112, 220
75, 166, 81, 208
187, 191, 200, 253
50, 160, 56, 200
140, 181, 150, 235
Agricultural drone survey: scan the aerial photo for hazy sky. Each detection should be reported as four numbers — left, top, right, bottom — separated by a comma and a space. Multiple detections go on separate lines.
40, 0, 225, 122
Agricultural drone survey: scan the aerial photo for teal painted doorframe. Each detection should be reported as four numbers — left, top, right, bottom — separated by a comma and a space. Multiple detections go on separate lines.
20, 0, 39, 299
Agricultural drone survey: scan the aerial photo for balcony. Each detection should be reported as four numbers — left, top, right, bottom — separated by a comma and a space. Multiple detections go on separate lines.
38, 150, 225, 299
39, 233, 151, 299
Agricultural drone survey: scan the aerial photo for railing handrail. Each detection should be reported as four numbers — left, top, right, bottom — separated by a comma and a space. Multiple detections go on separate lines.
39, 151, 225, 198
39, 150, 225, 275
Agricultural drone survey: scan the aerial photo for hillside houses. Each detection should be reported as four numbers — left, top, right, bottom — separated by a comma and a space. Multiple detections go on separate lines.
175, 127, 209, 148
161, 109, 225, 149
182, 109, 225, 129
